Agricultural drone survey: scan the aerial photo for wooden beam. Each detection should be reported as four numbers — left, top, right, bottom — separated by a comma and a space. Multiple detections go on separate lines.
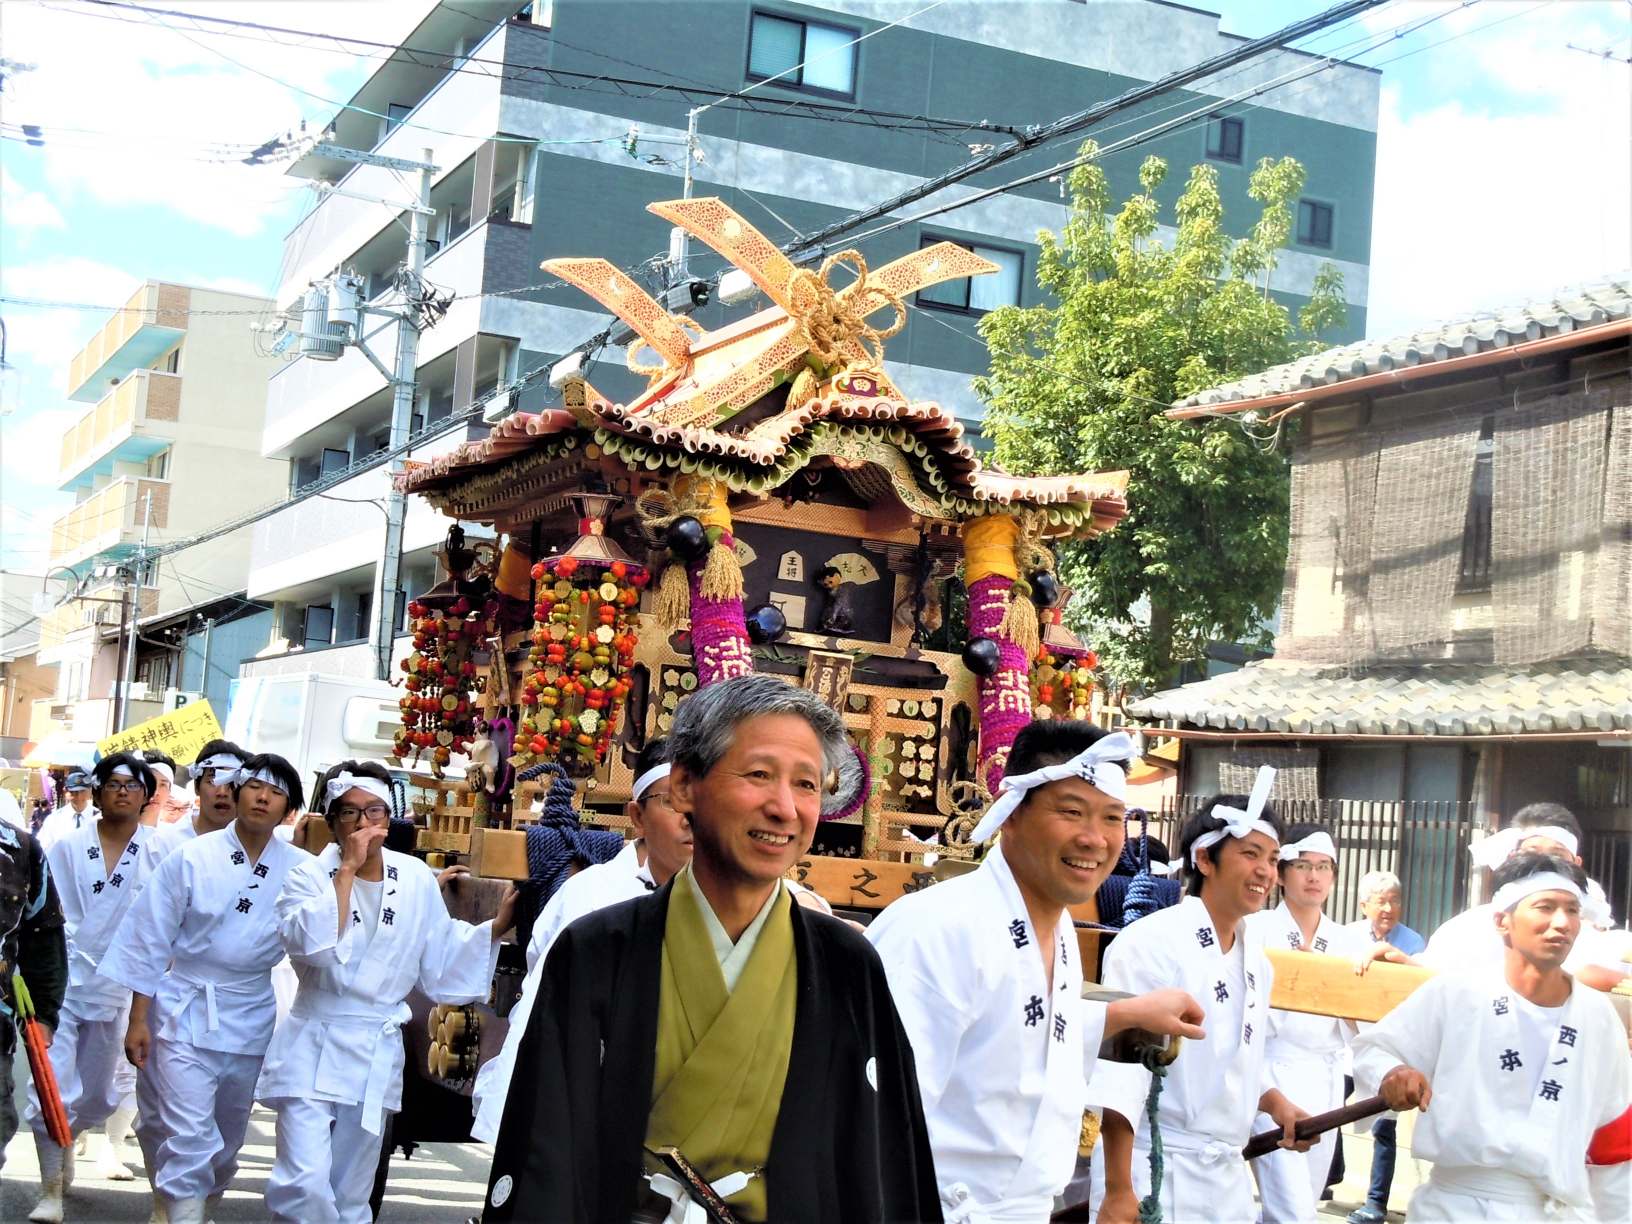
1266, 948, 1434, 1023
470, 827, 530, 882
790, 854, 936, 911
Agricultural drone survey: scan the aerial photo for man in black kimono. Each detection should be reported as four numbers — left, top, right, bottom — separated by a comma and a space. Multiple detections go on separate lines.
485, 673, 941, 1223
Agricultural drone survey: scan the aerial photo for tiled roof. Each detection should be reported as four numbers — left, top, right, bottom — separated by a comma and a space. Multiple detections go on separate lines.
1172, 273, 1632, 414
1126, 657, 1632, 736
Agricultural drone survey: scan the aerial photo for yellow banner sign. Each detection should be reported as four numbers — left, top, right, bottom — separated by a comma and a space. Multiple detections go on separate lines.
98, 700, 223, 767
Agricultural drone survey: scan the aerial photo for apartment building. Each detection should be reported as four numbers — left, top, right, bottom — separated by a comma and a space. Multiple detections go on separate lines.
245, 0, 1378, 680
35, 281, 286, 743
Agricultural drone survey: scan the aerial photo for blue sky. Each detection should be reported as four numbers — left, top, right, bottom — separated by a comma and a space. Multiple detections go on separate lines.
2, 0, 1629, 577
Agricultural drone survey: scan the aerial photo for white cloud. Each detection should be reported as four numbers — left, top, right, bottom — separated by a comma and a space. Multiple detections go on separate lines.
1, 168, 65, 230
1364, 6, 1631, 338
0, 407, 77, 569
0, 258, 141, 380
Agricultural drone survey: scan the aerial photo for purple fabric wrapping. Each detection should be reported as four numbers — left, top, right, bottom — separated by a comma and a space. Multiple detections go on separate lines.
686, 532, 754, 687
967, 573, 1033, 796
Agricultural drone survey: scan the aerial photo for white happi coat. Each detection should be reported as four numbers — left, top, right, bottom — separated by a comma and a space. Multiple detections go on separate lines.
1246, 903, 1367, 1222
470, 839, 654, 1143
1091, 896, 1274, 1224
47, 820, 177, 1020
1353, 970, 1631, 1218
867, 844, 1104, 1223
256, 844, 499, 1131
99, 825, 309, 1053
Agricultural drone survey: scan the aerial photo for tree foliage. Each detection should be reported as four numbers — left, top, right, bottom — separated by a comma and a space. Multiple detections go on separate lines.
974, 145, 1347, 691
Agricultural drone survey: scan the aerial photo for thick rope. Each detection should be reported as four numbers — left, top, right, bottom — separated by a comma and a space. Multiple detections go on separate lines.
1138, 1053, 1169, 1224
786, 250, 905, 372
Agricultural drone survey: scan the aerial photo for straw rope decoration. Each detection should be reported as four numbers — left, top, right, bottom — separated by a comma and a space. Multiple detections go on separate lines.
787, 250, 906, 373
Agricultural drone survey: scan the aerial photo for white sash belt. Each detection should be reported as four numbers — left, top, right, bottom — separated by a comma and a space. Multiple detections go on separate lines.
1143, 1128, 1241, 1166
290, 992, 410, 1135
1431, 1166, 1563, 1211
160, 966, 269, 1038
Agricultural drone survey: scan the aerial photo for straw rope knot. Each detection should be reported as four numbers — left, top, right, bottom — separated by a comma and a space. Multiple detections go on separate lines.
787, 250, 905, 372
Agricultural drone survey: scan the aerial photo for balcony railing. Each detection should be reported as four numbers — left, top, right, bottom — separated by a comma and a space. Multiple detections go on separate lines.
48, 477, 170, 570
58, 370, 181, 488
66, 283, 188, 403
1142, 794, 1477, 932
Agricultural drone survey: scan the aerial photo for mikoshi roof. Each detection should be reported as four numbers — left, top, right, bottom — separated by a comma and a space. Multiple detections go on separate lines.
1126, 657, 1632, 737
399, 197, 1128, 535
1170, 271, 1632, 417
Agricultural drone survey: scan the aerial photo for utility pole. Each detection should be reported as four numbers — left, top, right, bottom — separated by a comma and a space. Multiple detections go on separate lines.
369, 147, 435, 682
117, 492, 152, 732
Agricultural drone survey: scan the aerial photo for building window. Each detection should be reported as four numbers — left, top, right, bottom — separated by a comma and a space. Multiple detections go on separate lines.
393, 588, 408, 634
747, 11, 858, 96
160, 347, 181, 374
351, 592, 372, 643
320, 448, 351, 478
302, 604, 335, 650
1458, 419, 1494, 591
386, 103, 412, 134
916, 238, 1024, 314
1297, 199, 1334, 249
145, 448, 170, 480
1206, 115, 1243, 164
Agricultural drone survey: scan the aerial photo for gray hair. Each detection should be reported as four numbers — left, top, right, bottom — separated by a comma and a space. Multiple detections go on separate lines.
669, 673, 849, 782
1358, 869, 1402, 902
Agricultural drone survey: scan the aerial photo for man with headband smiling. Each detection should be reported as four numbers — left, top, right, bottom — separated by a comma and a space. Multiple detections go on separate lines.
471, 738, 689, 1144
258, 759, 517, 1224
1091, 767, 1310, 1224
866, 720, 1205, 1223
1353, 852, 1631, 1221
1246, 822, 1368, 1223
99, 752, 307, 1224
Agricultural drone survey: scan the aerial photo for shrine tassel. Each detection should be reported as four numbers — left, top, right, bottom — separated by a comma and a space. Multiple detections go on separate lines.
999, 586, 1041, 659
699, 532, 744, 603
654, 562, 691, 630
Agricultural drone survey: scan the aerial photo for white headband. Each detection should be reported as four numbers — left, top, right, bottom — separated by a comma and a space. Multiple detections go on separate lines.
968, 731, 1134, 844
147, 762, 175, 787
108, 764, 137, 781
1584, 878, 1613, 927
632, 763, 672, 802
1279, 831, 1337, 863
229, 766, 291, 798
1491, 871, 1586, 913
1189, 766, 1279, 867
324, 772, 393, 809
1470, 824, 1580, 869
196, 753, 245, 774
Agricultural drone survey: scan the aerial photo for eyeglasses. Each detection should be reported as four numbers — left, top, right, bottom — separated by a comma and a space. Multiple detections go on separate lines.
640, 791, 675, 811
1286, 859, 1335, 876
102, 780, 145, 794
335, 804, 391, 824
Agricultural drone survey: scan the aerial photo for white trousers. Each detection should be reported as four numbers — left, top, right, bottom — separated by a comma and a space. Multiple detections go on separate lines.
24, 1000, 128, 1136
1125, 1138, 1257, 1224
264, 1096, 388, 1224
135, 1037, 261, 1203
1253, 1051, 1345, 1224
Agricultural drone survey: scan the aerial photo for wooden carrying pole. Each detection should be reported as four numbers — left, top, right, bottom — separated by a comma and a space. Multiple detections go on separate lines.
1244, 1096, 1388, 1161
1265, 948, 1434, 1023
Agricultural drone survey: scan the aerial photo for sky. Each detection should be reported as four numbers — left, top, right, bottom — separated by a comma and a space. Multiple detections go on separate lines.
1, 0, 1629, 577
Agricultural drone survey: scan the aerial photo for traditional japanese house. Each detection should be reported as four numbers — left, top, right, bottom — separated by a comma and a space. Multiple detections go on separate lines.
1128, 274, 1632, 927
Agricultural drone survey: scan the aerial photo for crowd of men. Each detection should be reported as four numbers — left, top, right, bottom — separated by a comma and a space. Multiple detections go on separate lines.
1, 671, 1628, 1224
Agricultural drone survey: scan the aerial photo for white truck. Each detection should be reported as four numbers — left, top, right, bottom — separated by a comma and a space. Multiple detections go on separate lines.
223, 672, 412, 795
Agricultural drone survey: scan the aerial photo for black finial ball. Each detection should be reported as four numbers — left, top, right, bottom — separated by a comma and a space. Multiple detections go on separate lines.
745, 603, 788, 644
1029, 569, 1061, 609
962, 636, 1002, 676
666, 515, 709, 564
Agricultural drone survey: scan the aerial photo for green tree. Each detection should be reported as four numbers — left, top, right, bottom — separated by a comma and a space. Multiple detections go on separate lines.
974, 144, 1346, 691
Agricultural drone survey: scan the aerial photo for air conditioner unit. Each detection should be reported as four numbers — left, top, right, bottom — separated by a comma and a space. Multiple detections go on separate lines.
125, 682, 153, 702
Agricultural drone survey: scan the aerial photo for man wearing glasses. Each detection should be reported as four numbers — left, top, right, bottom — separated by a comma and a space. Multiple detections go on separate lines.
25, 752, 177, 1223
258, 759, 518, 1224
100, 752, 307, 1224
1246, 822, 1367, 1224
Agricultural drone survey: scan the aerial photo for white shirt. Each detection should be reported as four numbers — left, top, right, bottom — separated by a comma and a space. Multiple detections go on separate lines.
1247, 901, 1367, 1057
256, 845, 499, 1131
99, 824, 308, 1055
37, 802, 93, 851
47, 819, 180, 1020
867, 843, 1104, 1221
1091, 895, 1275, 1150
1353, 971, 1630, 1211
471, 839, 654, 1143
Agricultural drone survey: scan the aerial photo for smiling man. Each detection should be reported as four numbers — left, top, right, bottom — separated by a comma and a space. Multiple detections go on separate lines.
1092, 769, 1308, 1224
100, 752, 307, 1224
484, 674, 941, 1223
1353, 852, 1631, 1220
867, 721, 1205, 1223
